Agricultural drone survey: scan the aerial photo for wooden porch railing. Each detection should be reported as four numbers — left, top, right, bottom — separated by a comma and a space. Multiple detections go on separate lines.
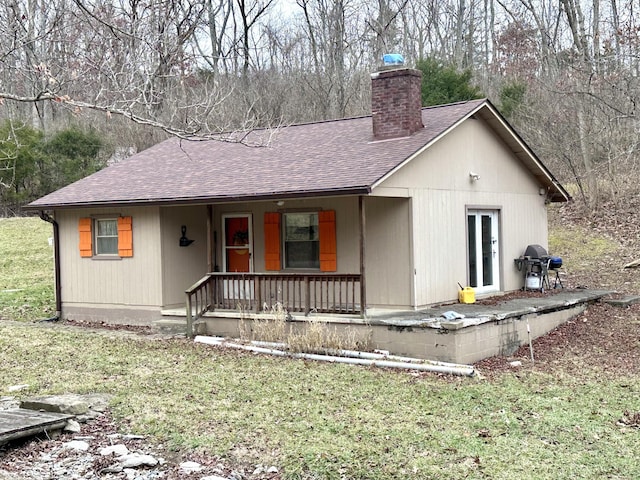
186, 272, 363, 336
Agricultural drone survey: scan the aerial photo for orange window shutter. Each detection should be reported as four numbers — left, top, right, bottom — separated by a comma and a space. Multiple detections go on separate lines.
78, 217, 93, 257
264, 212, 281, 271
319, 210, 337, 272
118, 216, 133, 257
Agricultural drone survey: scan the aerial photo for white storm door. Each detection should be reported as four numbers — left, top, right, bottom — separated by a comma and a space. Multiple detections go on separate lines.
222, 214, 253, 273
467, 210, 500, 294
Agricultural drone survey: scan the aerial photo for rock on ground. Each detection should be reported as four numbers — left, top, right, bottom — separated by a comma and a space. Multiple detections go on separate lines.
0, 405, 280, 480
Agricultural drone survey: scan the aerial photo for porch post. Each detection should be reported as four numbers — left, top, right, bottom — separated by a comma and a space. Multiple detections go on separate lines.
186, 291, 193, 338
207, 205, 213, 272
359, 195, 366, 316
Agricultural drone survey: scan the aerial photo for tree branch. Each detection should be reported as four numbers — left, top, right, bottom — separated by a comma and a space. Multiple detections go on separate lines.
0, 91, 267, 143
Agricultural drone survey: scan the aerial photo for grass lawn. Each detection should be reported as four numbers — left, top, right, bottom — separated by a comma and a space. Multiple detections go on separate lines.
0, 217, 54, 321
1, 217, 639, 479
1, 322, 639, 479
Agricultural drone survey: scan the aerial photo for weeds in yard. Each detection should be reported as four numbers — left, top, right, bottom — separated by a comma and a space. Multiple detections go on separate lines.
287, 317, 372, 353
239, 301, 372, 353
239, 302, 288, 343
237, 303, 251, 340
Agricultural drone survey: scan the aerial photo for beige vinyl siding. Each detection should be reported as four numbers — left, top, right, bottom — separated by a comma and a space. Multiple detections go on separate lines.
378, 119, 543, 195
160, 205, 209, 308
364, 196, 412, 308
409, 189, 547, 306
375, 117, 549, 307
56, 207, 162, 309
215, 197, 360, 274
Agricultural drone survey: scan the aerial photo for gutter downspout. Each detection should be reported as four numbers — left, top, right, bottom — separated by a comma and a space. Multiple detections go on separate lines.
359, 195, 366, 317
39, 211, 61, 321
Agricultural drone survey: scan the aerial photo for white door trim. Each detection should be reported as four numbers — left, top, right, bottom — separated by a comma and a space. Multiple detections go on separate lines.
222, 213, 254, 273
467, 209, 500, 294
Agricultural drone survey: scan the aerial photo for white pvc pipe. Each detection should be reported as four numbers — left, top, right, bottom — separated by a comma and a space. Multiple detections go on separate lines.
194, 336, 476, 376
194, 336, 226, 345
251, 340, 473, 370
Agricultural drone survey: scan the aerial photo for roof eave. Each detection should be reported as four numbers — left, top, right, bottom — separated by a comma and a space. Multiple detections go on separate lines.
478, 101, 571, 203
24, 186, 373, 211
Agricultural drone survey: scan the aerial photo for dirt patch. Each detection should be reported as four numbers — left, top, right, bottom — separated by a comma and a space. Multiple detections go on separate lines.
476, 301, 640, 377
474, 201, 640, 377
62, 319, 156, 335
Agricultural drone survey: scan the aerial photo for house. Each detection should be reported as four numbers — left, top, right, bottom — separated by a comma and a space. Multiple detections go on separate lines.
27, 67, 570, 359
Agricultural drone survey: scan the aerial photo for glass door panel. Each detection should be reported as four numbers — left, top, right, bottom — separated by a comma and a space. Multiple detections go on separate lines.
223, 214, 252, 273
467, 210, 499, 294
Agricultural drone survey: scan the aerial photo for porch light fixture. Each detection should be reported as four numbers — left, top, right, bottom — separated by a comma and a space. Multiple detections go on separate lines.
539, 187, 546, 196
469, 172, 480, 181
179, 225, 194, 247
276, 200, 285, 206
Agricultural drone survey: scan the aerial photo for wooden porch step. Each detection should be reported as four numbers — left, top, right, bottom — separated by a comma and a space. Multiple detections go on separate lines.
0, 409, 74, 446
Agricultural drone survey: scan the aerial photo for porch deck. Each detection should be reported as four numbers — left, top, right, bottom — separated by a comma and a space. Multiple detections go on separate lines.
160, 289, 612, 364
367, 289, 611, 329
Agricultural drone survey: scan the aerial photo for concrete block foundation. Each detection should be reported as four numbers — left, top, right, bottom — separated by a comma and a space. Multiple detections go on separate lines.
195, 290, 610, 364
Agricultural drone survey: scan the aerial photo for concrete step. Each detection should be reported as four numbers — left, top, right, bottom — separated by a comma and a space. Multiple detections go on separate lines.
152, 318, 188, 335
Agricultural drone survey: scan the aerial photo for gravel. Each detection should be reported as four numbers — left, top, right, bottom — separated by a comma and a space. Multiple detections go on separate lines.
0, 409, 277, 480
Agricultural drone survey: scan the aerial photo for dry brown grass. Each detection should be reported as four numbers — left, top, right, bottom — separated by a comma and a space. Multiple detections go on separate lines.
239, 302, 288, 343
287, 318, 372, 353
239, 302, 372, 353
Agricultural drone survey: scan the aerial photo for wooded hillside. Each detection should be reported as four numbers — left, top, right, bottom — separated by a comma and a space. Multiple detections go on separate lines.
1, 0, 638, 215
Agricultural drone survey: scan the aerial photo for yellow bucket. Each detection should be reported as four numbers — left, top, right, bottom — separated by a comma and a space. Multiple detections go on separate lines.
458, 287, 475, 304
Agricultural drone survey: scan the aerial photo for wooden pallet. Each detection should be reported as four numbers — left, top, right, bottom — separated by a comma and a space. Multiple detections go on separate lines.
0, 409, 74, 445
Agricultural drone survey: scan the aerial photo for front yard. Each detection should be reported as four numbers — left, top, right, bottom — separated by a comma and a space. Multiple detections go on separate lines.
1, 317, 639, 479
1, 215, 639, 479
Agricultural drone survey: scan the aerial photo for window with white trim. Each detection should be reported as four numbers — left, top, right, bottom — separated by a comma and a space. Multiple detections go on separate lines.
95, 218, 119, 255
283, 213, 319, 269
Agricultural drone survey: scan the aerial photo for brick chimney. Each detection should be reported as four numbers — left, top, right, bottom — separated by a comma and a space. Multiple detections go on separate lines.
371, 67, 423, 140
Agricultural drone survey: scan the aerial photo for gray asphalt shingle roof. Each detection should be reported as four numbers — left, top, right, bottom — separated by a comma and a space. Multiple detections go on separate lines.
27, 99, 568, 209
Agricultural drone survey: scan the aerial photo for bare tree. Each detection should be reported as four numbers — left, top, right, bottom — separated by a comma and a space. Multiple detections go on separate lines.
196, 0, 235, 77
0, 0, 243, 140
0, 0, 639, 216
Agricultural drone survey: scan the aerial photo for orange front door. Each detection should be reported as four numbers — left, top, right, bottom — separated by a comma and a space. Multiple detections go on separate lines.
224, 215, 252, 272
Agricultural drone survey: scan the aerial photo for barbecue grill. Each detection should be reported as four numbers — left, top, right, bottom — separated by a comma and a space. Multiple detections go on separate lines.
514, 244, 564, 291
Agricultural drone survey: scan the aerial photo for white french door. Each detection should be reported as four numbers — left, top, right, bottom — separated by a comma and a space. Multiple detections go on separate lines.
467, 210, 500, 294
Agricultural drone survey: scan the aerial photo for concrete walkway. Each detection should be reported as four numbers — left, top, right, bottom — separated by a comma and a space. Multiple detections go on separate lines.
367, 289, 613, 330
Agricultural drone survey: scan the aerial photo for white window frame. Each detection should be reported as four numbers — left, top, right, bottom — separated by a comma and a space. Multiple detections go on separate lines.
221, 213, 254, 273
283, 212, 320, 270
94, 217, 119, 256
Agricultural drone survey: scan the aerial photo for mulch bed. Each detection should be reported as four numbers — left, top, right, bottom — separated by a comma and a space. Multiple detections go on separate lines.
475, 301, 640, 377
62, 319, 155, 335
